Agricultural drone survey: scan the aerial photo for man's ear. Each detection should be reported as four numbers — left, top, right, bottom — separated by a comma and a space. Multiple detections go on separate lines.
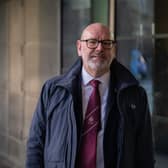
76, 40, 82, 57
112, 43, 117, 57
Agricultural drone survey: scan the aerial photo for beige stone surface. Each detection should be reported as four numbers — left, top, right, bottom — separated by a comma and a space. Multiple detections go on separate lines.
0, 0, 61, 167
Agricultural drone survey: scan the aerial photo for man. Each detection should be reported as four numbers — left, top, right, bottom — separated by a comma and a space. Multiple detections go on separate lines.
26, 23, 155, 168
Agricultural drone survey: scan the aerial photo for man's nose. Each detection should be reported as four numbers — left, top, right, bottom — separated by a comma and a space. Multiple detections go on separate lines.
96, 42, 103, 50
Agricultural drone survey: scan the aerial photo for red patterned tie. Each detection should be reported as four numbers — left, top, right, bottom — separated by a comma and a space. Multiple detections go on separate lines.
78, 80, 101, 168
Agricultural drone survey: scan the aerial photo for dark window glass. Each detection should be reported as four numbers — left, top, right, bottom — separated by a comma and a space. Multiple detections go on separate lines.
61, 0, 91, 73
116, 0, 154, 112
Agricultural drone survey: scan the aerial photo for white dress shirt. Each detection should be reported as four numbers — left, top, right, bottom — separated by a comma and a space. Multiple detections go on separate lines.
81, 67, 110, 168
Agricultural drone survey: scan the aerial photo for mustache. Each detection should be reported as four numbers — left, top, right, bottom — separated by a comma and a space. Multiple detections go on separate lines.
91, 52, 104, 57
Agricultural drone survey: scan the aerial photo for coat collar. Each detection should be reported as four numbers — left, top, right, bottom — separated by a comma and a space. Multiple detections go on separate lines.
55, 58, 139, 92
110, 59, 139, 92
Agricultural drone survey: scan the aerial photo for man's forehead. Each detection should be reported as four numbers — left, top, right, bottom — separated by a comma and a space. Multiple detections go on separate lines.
81, 29, 111, 39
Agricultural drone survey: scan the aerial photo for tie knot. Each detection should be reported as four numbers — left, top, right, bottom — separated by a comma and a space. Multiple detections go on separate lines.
89, 80, 100, 88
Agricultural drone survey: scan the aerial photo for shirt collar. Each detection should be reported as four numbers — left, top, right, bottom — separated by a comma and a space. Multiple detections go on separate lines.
82, 67, 110, 86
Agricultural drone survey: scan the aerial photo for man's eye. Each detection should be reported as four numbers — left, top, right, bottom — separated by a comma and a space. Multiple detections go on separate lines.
88, 40, 97, 44
103, 41, 112, 45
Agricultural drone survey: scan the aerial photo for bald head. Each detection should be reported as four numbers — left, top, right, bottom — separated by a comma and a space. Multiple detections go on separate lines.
80, 23, 112, 40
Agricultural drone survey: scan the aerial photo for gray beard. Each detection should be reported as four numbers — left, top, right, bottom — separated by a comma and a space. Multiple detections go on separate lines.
87, 58, 112, 72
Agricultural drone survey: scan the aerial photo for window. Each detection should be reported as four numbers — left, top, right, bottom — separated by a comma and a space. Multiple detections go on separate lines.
61, 0, 91, 73
116, 0, 154, 111
61, 0, 109, 73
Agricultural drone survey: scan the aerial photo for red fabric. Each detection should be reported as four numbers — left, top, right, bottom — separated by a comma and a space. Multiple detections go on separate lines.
78, 80, 101, 168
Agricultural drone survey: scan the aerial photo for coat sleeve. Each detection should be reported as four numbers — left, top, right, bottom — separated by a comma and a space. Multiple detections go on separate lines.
135, 87, 155, 168
26, 83, 48, 168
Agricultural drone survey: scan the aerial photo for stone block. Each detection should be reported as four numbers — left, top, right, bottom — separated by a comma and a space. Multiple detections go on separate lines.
0, 134, 8, 156
8, 93, 24, 139
0, 91, 8, 133
24, 42, 60, 95
23, 94, 38, 139
8, 137, 23, 167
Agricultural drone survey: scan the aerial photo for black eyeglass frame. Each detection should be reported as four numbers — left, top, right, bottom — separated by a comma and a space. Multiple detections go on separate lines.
80, 39, 116, 49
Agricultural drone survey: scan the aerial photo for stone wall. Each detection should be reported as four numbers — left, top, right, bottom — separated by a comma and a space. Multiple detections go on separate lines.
0, 0, 61, 167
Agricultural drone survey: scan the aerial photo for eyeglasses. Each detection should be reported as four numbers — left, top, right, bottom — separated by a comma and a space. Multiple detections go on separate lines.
80, 39, 116, 49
